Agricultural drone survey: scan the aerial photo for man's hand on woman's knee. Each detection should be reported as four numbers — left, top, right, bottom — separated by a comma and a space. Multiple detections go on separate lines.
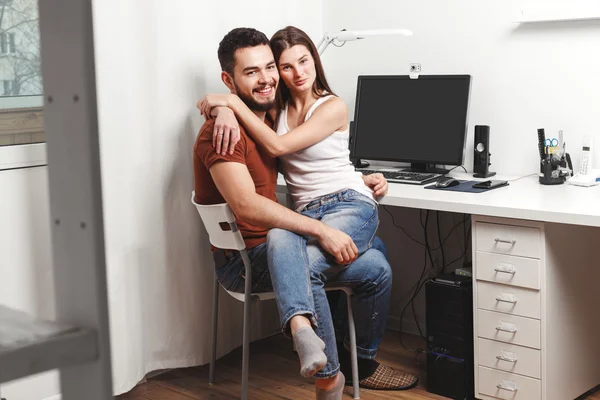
316, 224, 358, 265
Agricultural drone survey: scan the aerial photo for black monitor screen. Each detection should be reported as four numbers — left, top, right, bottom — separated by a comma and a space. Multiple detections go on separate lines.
351, 75, 471, 167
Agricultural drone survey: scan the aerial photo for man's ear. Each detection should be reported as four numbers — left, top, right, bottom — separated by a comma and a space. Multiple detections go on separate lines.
221, 71, 235, 93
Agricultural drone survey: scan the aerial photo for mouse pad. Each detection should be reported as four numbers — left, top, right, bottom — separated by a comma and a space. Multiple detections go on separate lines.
424, 180, 490, 193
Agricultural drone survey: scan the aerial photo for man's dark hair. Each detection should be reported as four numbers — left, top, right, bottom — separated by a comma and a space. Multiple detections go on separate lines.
218, 28, 270, 75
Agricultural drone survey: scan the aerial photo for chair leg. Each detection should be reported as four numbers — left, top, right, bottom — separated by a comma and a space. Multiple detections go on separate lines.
346, 293, 360, 399
209, 277, 219, 385
241, 250, 253, 400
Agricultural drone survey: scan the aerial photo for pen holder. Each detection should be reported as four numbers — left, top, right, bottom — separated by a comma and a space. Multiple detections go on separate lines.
539, 160, 566, 185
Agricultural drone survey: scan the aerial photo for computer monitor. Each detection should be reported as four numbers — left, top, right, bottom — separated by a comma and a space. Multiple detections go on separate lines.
351, 75, 471, 174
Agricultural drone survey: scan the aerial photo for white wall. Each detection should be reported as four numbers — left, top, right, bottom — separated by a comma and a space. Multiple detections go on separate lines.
323, 0, 600, 175
322, 0, 600, 331
0, 166, 60, 400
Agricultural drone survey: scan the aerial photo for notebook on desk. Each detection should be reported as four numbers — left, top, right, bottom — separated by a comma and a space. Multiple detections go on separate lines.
424, 180, 508, 193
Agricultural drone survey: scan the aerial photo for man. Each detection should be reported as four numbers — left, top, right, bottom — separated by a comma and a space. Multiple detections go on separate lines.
193, 27, 417, 398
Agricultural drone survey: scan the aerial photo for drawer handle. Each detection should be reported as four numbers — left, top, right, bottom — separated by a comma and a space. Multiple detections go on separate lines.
495, 238, 516, 245
495, 322, 517, 333
496, 351, 518, 363
497, 383, 518, 392
494, 267, 516, 275
496, 294, 517, 304
496, 326, 517, 333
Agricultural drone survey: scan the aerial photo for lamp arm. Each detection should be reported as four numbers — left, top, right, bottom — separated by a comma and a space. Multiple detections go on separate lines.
317, 32, 334, 55
317, 28, 411, 55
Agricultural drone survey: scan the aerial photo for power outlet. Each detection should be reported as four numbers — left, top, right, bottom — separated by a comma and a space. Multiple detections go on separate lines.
409, 63, 421, 73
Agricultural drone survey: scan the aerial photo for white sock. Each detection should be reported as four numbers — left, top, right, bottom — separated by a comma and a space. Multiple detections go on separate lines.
293, 327, 327, 378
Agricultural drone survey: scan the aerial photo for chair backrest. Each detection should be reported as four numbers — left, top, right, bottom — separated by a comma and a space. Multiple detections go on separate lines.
191, 191, 246, 251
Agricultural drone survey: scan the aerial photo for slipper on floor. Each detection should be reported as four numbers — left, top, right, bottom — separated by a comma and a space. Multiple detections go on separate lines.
348, 364, 418, 390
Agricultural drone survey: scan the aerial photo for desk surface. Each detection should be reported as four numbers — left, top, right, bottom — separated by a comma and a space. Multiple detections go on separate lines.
277, 172, 600, 228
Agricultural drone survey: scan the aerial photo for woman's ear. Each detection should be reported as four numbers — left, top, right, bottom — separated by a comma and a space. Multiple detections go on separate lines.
221, 71, 235, 92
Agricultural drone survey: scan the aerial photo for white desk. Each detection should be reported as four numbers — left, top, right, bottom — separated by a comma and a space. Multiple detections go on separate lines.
277, 172, 600, 400
278, 172, 600, 227
372, 172, 600, 228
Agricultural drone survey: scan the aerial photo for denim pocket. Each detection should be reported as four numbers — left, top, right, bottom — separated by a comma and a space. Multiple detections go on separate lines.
344, 189, 378, 209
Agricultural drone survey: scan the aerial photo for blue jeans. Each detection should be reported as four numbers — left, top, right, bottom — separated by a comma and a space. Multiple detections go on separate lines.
267, 189, 392, 378
214, 189, 392, 379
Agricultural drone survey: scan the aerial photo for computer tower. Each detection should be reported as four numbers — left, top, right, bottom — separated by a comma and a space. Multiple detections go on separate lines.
426, 275, 474, 400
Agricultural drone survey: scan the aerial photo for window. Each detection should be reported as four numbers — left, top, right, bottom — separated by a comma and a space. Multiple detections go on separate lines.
3, 79, 16, 94
9, 32, 15, 53
0, 32, 17, 53
0, 0, 45, 168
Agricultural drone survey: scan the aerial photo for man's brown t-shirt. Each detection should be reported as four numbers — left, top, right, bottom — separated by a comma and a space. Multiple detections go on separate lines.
193, 120, 277, 249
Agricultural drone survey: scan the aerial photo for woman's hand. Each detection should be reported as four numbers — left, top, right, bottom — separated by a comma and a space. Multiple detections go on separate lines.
362, 173, 388, 197
212, 107, 240, 155
197, 93, 234, 118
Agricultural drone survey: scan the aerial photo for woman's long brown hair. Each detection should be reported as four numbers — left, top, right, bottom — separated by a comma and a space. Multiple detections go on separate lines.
270, 26, 336, 112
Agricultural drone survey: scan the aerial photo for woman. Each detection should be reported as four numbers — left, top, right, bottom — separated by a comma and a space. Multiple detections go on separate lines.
199, 26, 392, 398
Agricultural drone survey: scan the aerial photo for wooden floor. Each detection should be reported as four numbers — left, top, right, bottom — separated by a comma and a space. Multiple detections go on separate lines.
118, 331, 600, 400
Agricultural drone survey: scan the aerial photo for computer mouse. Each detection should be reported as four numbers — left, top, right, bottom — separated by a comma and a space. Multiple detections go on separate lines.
435, 177, 460, 188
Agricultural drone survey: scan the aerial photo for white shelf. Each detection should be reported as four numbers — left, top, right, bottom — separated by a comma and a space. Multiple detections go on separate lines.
0, 305, 98, 384
516, 5, 600, 23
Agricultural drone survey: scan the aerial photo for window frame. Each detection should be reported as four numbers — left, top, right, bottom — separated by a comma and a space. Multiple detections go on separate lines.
0, 94, 46, 171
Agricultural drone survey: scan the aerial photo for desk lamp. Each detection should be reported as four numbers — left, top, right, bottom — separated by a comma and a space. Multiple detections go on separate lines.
316, 28, 413, 55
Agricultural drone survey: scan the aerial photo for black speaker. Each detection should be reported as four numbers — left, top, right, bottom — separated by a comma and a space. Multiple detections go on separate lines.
426, 276, 474, 400
473, 125, 496, 178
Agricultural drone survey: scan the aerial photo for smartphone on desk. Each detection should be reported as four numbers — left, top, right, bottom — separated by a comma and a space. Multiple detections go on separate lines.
472, 180, 509, 190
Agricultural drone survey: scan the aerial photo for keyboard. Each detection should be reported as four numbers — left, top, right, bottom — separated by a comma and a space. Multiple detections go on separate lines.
359, 169, 442, 185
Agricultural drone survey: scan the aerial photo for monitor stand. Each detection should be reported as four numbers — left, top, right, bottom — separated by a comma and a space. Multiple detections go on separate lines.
403, 163, 450, 175
353, 159, 370, 169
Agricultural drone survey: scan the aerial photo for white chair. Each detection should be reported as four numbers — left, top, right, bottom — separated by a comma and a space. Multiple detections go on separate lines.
191, 192, 360, 399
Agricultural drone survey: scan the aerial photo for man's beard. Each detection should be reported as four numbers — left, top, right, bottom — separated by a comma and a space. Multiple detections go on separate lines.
234, 81, 276, 112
